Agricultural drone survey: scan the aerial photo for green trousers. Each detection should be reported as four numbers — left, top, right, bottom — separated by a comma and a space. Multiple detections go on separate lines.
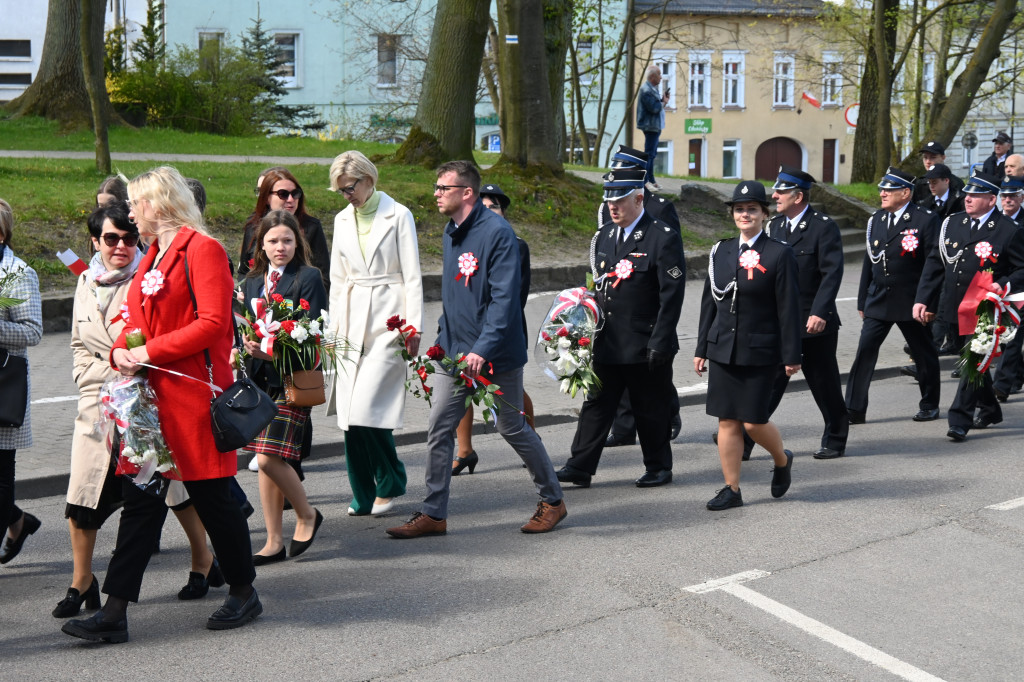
344, 426, 407, 514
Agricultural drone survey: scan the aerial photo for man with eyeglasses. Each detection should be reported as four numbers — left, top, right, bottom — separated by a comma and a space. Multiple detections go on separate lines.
914, 170, 1024, 442
386, 161, 567, 538
845, 167, 942, 426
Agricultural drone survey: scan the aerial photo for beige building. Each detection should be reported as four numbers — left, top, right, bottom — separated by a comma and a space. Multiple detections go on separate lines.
633, 0, 855, 184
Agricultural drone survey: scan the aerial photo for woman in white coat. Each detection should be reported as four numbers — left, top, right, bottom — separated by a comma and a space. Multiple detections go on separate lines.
327, 151, 423, 516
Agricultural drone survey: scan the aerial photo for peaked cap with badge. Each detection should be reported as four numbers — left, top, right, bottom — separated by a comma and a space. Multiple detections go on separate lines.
599, 145, 681, 232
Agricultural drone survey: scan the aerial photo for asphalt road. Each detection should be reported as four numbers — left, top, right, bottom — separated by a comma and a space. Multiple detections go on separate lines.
4, 368, 1024, 679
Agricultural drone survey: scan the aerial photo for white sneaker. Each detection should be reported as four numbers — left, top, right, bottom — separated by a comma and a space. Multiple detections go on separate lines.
248, 454, 259, 472
646, 182, 662, 192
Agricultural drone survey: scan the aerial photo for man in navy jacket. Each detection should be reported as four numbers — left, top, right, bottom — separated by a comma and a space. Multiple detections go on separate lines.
387, 161, 566, 538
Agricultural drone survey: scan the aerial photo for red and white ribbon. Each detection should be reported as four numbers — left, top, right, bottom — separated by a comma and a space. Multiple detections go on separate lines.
975, 241, 997, 266
455, 252, 478, 286
611, 259, 634, 288
739, 249, 767, 280
975, 284, 1023, 373
900, 233, 919, 256
254, 311, 281, 355
549, 286, 601, 321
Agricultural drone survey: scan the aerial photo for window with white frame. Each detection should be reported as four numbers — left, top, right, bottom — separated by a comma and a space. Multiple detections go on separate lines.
688, 51, 711, 109
653, 140, 674, 177
0, 40, 31, 60
652, 49, 677, 110
822, 52, 842, 107
377, 34, 399, 88
576, 38, 595, 85
722, 139, 741, 178
197, 31, 225, 71
773, 52, 795, 107
722, 51, 744, 108
274, 33, 300, 88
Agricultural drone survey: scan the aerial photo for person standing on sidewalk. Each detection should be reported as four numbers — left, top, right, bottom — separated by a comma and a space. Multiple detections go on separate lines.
386, 161, 566, 538
913, 170, 1024, 443
764, 167, 848, 460
845, 167, 942, 426
637, 65, 669, 193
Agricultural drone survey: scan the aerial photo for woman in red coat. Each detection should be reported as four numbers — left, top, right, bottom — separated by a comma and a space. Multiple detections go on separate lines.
62, 166, 260, 644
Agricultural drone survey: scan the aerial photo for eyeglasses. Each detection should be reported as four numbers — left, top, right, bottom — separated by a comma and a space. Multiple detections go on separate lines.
433, 184, 468, 194
270, 188, 302, 201
125, 198, 139, 210
337, 178, 361, 195
101, 233, 140, 247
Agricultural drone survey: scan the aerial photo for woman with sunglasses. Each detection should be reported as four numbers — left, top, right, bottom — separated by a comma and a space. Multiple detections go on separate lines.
56, 203, 226, 619
327, 151, 422, 517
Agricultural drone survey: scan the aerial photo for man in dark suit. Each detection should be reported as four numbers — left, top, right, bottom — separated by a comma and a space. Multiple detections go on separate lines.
556, 169, 685, 488
916, 163, 965, 355
914, 170, 1024, 442
913, 141, 964, 204
758, 166, 849, 459
846, 167, 942, 424
601, 145, 683, 447
991, 175, 1024, 401
982, 132, 1013, 179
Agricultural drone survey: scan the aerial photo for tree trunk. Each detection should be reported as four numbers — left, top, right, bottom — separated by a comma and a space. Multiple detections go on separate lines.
393, 0, 490, 167
903, 0, 1019, 166
81, 0, 111, 173
5, 0, 92, 127
544, 0, 572, 165
872, 0, 899, 178
851, 35, 880, 184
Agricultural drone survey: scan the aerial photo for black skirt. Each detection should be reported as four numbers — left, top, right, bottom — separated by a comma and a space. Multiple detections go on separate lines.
65, 458, 124, 530
705, 360, 778, 424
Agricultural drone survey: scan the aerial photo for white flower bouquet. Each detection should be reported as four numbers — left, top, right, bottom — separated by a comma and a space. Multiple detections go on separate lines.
535, 286, 604, 398
99, 374, 178, 491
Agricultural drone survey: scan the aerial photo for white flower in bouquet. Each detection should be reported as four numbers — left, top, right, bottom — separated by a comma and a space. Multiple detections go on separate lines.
577, 349, 590, 360
971, 337, 993, 354
558, 337, 572, 349
544, 345, 559, 359
556, 354, 579, 375
320, 309, 332, 330
307, 319, 322, 337
1002, 327, 1017, 343
560, 378, 572, 393
156, 457, 175, 473
290, 324, 310, 343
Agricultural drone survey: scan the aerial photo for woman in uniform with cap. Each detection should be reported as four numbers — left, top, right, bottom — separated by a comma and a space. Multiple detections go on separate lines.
452, 183, 535, 474
694, 181, 802, 510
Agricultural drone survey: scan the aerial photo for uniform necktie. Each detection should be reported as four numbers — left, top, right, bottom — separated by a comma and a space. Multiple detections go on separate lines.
619, 228, 628, 244
935, 199, 943, 209
268, 270, 281, 294
970, 218, 979, 231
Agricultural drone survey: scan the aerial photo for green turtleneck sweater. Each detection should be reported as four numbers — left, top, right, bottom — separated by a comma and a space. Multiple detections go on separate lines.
354, 189, 382, 259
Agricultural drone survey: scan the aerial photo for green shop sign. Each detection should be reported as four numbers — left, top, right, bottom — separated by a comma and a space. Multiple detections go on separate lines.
685, 118, 712, 135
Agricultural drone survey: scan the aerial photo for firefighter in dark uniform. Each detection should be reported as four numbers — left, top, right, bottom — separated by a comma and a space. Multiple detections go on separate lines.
913, 141, 964, 204
556, 169, 685, 488
914, 170, 1024, 442
990, 175, 1024, 402
600, 145, 683, 447
846, 167, 942, 424
915, 163, 965, 356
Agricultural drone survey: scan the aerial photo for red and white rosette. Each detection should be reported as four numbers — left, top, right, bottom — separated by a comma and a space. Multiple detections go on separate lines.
900, 233, 919, 256
140, 269, 165, 302
611, 259, 634, 288
739, 249, 767, 280
455, 252, 478, 286
975, 241, 997, 266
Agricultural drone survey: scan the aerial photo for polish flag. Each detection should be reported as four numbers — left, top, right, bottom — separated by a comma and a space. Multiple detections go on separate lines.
801, 91, 822, 109
56, 249, 88, 276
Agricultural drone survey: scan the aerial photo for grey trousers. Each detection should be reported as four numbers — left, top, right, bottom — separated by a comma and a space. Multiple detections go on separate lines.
422, 366, 562, 519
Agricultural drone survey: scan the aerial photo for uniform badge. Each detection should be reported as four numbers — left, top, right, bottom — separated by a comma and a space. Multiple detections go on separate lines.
903, 213, 910, 221
629, 252, 648, 257
667, 266, 683, 279
741, 185, 749, 194
874, 240, 879, 246
798, 221, 807, 229
953, 242, 958, 247
634, 230, 643, 240
987, 221, 995, 229
600, 260, 606, 269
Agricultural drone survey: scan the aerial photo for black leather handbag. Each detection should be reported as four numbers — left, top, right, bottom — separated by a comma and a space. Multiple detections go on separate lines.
0, 349, 28, 427
185, 256, 277, 453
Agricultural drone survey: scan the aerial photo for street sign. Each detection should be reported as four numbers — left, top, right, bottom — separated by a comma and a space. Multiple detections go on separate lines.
962, 132, 978, 150
844, 103, 859, 128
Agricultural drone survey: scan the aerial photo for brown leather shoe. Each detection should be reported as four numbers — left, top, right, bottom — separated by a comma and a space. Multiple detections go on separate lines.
386, 512, 446, 539
520, 500, 567, 534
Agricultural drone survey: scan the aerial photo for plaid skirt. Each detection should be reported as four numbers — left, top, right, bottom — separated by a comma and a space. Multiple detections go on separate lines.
249, 398, 310, 461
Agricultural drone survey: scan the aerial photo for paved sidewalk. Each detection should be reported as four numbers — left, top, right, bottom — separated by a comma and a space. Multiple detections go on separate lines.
17, 270, 949, 500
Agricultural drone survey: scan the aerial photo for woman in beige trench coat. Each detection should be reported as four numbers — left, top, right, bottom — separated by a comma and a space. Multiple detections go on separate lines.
327, 151, 423, 516
56, 203, 222, 619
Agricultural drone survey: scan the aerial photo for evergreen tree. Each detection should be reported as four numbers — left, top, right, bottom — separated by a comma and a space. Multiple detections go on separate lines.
132, 0, 165, 66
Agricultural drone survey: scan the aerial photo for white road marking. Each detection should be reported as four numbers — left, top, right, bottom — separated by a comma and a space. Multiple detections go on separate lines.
31, 396, 78, 404
836, 296, 858, 302
684, 571, 947, 682
985, 496, 1024, 510
678, 381, 708, 395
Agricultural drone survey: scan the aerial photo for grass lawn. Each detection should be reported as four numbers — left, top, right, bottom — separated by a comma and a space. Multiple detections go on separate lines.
835, 182, 882, 208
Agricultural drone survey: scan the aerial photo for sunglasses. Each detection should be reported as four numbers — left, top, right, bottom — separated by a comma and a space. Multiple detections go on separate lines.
270, 188, 303, 201
100, 232, 140, 247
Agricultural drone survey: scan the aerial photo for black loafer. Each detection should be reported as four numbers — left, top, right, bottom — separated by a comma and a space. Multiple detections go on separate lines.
770, 450, 794, 498
555, 465, 592, 488
206, 589, 263, 630
670, 413, 682, 440
899, 365, 918, 379
993, 388, 1009, 403
604, 433, 636, 447
812, 447, 844, 460
178, 559, 225, 600
947, 426, 967, 442
847, 409, 866, 425
62, 611, 129, 643
913, 408, 940, 422
951, 368, 961, 379
0, 512, 41, 564
972, 417, 1002, 429
635, 469, 672, 488
706, 486, 743, 511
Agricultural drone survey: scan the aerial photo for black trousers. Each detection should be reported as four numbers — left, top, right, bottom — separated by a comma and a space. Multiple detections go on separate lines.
992, 329, 1024, 395
609, 388, 680, 437
0, 448, 21, 538
566, 361, 674, 475
949, 336, 1002, 429
845, 317, 940, 414
768, 331, 849, 450
104, 476, 255, 602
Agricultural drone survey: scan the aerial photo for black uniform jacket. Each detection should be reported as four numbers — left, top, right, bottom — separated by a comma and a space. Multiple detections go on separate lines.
858, 203, 940, 322
916, 209, 1024, 323
241, 261, 328, 389
917, 189, 965, 221
696, 233, 802, 367
913, 175, 964, 205
765, 208, 844, 337
591, 211, 685, 365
